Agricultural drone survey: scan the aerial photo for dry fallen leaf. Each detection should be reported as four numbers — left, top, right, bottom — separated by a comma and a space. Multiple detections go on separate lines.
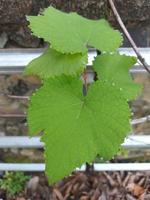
127, 183, 145, 197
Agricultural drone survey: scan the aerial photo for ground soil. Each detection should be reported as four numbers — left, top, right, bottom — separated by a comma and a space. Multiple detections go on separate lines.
1, 171, 150, 200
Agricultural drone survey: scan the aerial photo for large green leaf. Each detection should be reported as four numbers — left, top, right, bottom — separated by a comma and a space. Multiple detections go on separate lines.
93, 53, 142, 100
28, 76, 130, 183
27, 6, 122, 54
25, 47, 87, 78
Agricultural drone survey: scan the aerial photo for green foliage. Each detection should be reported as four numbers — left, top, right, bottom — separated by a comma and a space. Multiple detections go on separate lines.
93, 53, 142, 100
27, 6, 122, 54
0, 172, 30, 197
25, 6, 141, 184
25, 47, 87, 78
28, 76, 130, 183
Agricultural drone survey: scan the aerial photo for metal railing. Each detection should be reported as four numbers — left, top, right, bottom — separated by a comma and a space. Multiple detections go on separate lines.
0, 48, 149, 172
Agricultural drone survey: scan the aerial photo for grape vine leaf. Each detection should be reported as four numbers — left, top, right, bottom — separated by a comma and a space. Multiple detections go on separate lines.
25, 47, 87, 78
93, 53, 142, 100
27, 6, 122, 54
28, 76, 130, 183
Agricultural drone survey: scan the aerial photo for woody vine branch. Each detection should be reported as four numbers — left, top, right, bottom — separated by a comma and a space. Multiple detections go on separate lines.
108, 0, 150, 74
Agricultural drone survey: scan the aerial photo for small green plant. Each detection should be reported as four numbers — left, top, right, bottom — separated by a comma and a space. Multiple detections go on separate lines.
25, 7, 142, 184
0, 172, 30, 197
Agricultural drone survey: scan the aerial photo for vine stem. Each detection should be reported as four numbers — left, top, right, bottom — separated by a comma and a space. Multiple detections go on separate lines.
108, 0, 150, 74
82, 70, 88, 96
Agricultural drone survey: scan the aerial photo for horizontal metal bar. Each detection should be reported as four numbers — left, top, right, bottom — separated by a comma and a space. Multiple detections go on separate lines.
0, 48, 97, 74
0, 163, 150, 172
0, 136, 44, 148
131, 115, 150, 125
119, 48, 150, 65
0, 135, 150, 149
119, 48, 150, 74
78, 163, 150, 171
130, 66, 147, 74
0, 66, 24, 74
0, 48, 44, 69
122, 135, 150, 149
0, 48, 149, 74
0, 163, 45, 172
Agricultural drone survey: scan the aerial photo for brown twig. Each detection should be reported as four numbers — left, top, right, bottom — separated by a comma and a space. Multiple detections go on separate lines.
0, 93, 29, 100
7, 94, 29, 100
82, 70, 88, 96
108, 0, 150, 74
0, 112, 26, 118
